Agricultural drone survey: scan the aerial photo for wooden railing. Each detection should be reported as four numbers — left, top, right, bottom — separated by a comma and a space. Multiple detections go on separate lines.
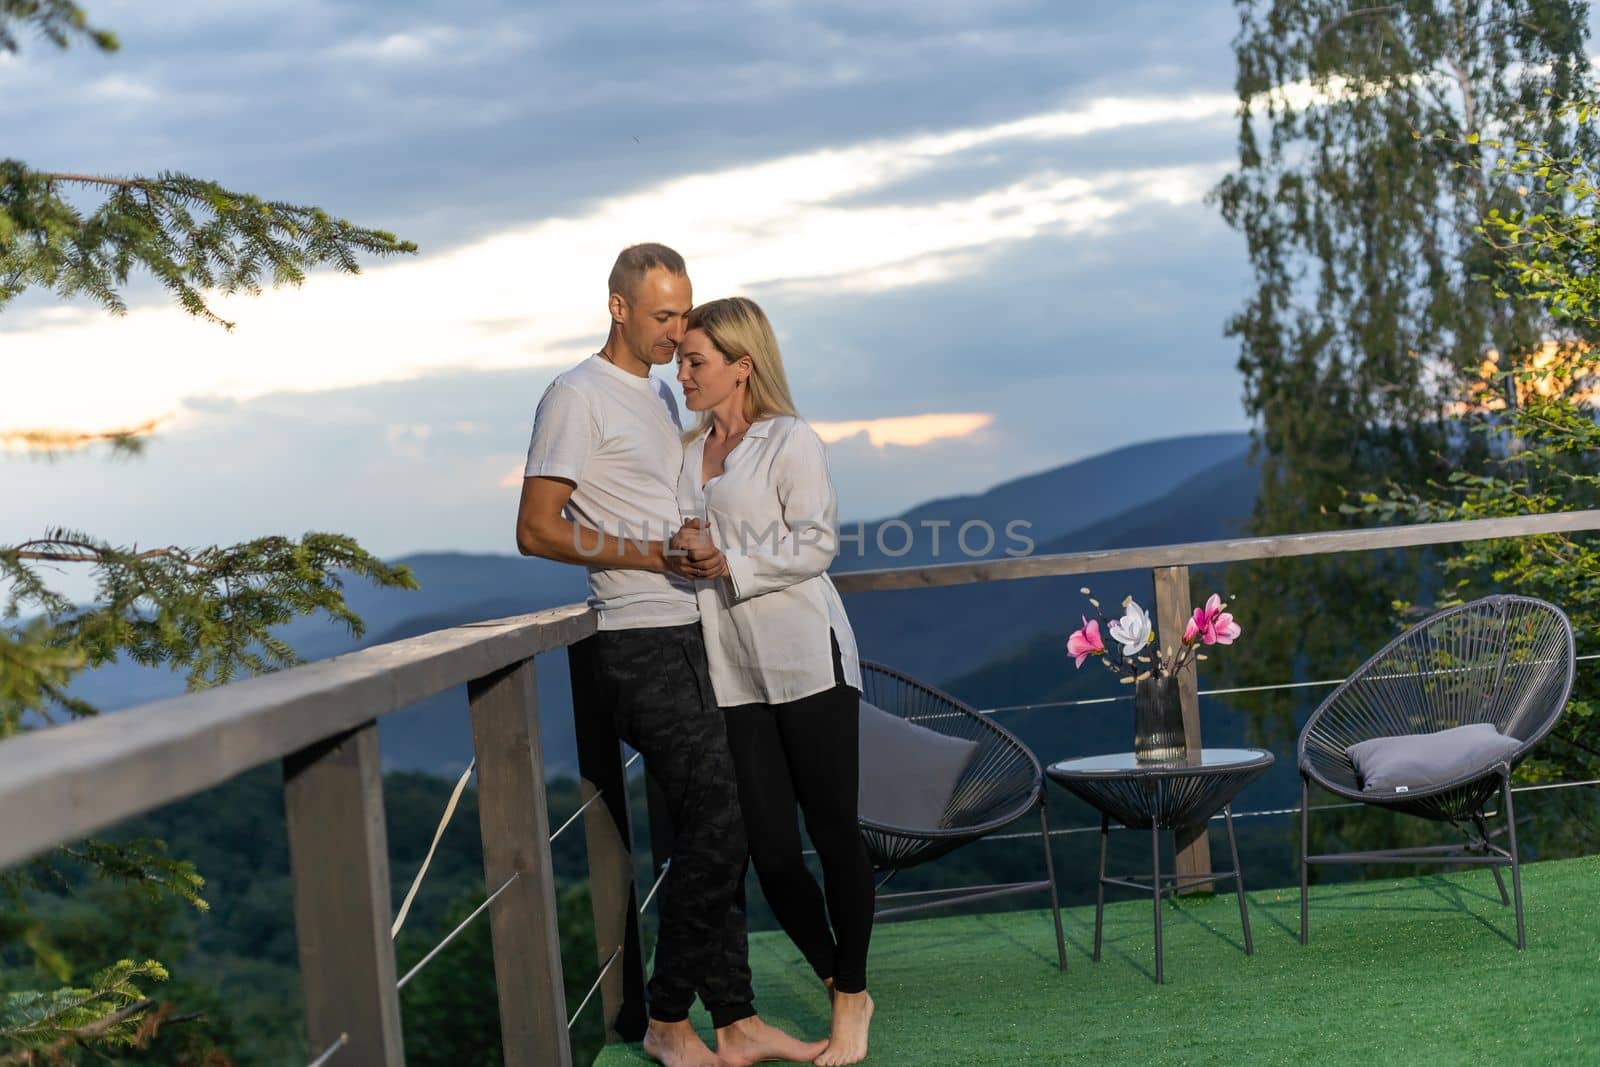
2, 509, 1597, 1065
0, 604, 598, 1066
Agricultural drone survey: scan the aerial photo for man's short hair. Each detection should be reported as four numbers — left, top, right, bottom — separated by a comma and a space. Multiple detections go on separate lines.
608, 243, 687, 302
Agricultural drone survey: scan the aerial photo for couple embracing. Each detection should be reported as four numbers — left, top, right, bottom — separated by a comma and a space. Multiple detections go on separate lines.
516, 244, 874, 1067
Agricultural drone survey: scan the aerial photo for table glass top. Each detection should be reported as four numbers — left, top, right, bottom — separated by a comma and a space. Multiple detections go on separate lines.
1049, 748, 1273, 775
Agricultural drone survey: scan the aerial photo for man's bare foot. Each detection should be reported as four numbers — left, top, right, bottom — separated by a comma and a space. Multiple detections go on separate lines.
814, 990, 873, 1066
715, 1014, 827, 1066
643, 1019, 719, 1067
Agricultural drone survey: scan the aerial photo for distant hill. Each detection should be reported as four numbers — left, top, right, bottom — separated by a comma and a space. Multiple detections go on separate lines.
834, 432, 1249, 571
67, 431, 1258, 778
841, 442, 1259, 683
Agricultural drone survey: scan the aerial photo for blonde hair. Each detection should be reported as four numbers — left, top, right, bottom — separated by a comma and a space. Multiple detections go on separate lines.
681, 296, 799, 440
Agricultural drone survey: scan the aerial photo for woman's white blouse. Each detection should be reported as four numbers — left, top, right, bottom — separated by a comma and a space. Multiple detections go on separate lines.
678, 414, 862, 707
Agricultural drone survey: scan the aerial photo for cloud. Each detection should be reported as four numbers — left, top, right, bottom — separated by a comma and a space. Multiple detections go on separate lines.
812, 413, 994, 448
84, 75, 160, 103
385, 422, 434, 461
335, 29, 450, 63
1, 88, 1233, 443
327, 24, 537, 66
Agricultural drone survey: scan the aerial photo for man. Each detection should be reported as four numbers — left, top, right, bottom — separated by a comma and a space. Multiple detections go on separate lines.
516, 244, 825, 1067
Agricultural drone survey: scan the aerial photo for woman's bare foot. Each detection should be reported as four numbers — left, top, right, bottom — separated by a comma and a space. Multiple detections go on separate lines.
643, 1019, 719, 1067
813, 990, 873, 1066
715, 1014, 828, 1066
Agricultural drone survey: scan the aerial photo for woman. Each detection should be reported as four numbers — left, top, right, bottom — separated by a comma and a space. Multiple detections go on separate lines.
671, 296, 874, 1066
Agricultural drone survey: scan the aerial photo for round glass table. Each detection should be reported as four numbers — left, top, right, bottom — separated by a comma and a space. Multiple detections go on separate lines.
1047, 748, 1275, 984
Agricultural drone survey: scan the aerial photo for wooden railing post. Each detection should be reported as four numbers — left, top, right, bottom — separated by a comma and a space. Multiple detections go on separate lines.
1152, 565, 1215, 893
567, 638, 648, 1043
283, 722, 406, 1066
469, 658, 572, 1067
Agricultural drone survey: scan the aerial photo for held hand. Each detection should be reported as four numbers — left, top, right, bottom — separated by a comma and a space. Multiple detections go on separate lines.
665, 518, 728, 580
670, 517, 707, 555
673, 518, 723, 561
664, 549, 728, 581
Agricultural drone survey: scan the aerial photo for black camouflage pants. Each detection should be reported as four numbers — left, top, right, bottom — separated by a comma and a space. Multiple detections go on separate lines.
586, 623, 755, 1028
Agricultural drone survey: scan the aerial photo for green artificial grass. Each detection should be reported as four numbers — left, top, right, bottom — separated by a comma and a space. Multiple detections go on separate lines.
593, 855, 1600, 1065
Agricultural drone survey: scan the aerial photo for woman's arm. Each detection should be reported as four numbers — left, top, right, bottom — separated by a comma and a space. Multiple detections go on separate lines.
722, 423, 839, 601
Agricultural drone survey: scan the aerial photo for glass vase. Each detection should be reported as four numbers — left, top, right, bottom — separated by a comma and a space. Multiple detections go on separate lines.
1134, 674, 1186, 764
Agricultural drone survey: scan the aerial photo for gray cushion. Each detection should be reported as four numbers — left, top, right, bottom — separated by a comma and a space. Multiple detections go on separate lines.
858, 699, 979, 829
1347, 723, 1521, 794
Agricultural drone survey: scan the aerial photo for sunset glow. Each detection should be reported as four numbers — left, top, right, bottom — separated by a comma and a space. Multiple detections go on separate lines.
811, 413, 995, 448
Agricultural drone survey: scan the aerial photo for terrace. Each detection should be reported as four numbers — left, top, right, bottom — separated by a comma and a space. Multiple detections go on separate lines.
3, 510, 1599, 1065
598, 854, 1600, 1065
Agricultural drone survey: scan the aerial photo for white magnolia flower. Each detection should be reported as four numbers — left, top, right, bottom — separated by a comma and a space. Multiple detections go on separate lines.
1108, 598, 1153, 656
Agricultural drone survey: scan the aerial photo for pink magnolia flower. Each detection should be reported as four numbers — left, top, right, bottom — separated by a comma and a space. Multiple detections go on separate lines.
1186, 594, 1243, 646
1066, 616, 1106, 667
1182, 597, 1217, 641
1183, 614, 1201, 643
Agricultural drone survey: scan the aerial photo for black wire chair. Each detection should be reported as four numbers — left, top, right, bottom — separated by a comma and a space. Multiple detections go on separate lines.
858, 661, 1066, 971
1297, 594, 1575, 950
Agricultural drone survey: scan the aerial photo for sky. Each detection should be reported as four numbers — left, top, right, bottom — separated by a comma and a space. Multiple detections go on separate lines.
5, 1, 1278, 559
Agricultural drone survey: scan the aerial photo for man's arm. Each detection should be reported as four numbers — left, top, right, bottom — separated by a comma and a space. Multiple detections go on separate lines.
515, 477, 726, 579
515, 476, 668, 570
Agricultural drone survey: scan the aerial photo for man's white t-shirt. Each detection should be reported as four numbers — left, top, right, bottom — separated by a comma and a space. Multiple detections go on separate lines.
524, 354, 699, 631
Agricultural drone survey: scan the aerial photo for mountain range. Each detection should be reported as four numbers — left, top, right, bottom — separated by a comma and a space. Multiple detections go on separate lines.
65, 431, 1268, 785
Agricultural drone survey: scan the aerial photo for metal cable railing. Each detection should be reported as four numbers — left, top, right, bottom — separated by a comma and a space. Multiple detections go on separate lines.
639, 859, 671, 914
972, 652, 1600, 717
397, 873, 520, 991
304, 1033, 347, 1067
304, 740, 649, 1062
567, 946, 623, 1031
564, 859, 675, 1033
796, 775, 1600, 860
550, 789, 606, 843
392, 760, 477, 939
982, 775, 1600, 843
560, 749, 657, 1033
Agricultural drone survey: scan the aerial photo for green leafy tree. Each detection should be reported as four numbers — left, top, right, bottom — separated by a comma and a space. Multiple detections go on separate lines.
1, 2, 417, 1057
1210, 0, 1592, 748
1358, 100, 1600, 829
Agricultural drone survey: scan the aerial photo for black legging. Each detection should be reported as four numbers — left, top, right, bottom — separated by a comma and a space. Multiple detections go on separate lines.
721, 635, 874, 994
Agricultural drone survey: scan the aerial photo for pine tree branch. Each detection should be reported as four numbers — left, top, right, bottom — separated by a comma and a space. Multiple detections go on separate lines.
1, 161, 419, 328
1, 532, 418, 730
15, 548, 188, 564
0, 999, 154, 1064
11, 542, 210, 567
33, 173, 144, 190
0, 960, 167, 1059
0, 1, 117, 54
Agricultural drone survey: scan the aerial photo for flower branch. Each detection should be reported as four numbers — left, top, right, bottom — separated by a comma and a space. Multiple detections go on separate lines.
1065, 587, 1241, 683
